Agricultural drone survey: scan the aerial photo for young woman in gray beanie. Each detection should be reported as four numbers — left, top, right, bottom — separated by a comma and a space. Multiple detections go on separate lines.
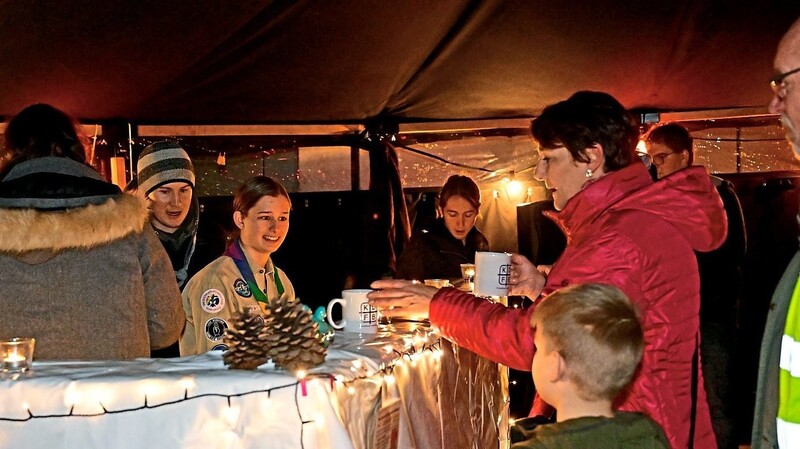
130, 140, 201, 358
134, 141, 199, 289
0, 104, 183, 360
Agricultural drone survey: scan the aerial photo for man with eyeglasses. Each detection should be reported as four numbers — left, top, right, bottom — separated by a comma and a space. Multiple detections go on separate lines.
753, 16, 800, 449
644, 123, 746, 449
645, 125, 692, 180
769, 31, 800, 157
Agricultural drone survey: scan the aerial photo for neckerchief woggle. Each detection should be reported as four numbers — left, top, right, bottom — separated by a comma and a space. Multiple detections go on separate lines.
224, 239, 284, 304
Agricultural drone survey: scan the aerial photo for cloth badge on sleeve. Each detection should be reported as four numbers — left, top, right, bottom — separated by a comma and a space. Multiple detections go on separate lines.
204, 317, 228, 341
200, 289, 225, 313
234, 278, 252, 298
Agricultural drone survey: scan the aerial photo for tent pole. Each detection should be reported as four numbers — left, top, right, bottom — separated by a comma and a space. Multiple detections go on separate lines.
128, 122, 134, 183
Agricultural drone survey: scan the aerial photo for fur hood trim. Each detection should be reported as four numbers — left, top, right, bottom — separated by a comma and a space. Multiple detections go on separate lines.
0, 193, 149, 253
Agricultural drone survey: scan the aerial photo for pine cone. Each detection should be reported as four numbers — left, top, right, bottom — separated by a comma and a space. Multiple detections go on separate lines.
222, 308, 272, 370
265, 298, 327, 372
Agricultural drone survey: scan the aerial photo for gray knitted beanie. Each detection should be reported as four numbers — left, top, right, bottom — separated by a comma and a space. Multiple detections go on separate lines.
137, 141, 195, 195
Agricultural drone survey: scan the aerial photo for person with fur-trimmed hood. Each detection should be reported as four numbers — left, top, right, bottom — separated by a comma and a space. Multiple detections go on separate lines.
0, 104, 183, 360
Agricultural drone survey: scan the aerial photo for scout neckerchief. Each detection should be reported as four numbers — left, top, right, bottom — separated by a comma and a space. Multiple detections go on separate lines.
224, 239, 284, 304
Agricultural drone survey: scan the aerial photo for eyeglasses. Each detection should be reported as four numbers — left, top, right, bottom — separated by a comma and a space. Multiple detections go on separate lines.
770, 66, 800, 99
650, 152, 678, 165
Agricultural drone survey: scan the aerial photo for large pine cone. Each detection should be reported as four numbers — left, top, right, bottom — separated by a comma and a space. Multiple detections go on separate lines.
265, 298, 327, 372
222, 307, 273, 370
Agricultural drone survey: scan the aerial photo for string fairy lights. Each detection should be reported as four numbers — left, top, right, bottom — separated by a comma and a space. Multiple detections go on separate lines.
0, 319, 519, 449
0, 381, 294, 422
0, 329, 444, 449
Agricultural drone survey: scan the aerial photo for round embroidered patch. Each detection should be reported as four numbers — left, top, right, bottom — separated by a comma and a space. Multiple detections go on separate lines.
204, 317, 228, 342
211, 344, 228, 351
245, 304, 265, 325
233, 278, 252, 298
200, 289, 225, 313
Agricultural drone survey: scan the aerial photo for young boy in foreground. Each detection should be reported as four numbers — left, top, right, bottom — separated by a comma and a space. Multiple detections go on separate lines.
511, 283, 670, 448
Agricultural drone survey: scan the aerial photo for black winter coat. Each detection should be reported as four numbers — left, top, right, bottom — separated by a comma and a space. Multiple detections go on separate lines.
395, 218, 489, 281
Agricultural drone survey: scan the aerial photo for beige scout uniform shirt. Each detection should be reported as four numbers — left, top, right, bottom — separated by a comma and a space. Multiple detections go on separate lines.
179, 253, 295, 355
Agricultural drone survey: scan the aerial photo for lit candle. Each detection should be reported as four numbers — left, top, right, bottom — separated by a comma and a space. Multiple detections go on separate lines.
2, 351, 27, 372
1, 337, 35, 374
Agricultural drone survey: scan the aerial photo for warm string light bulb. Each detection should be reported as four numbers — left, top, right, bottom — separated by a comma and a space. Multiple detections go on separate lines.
179, 377, 196, 391
91, 388, 114, 412
64, 384, 81, 408
222, 405, 241, 427
314, 414, 325, 428
139, 381, 162, 398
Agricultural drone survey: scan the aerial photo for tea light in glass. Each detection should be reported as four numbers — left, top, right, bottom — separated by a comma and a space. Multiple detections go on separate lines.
1, 337, 35, 374
460, 263, 476, 292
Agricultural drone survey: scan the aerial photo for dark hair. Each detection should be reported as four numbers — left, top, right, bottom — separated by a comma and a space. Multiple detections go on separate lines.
2, 104, 87, 168
438, 175, 481, 210
531, 283, 644, 401
530, 91, 638, 172
645, 123, 694, 165
233, 176, 291, 216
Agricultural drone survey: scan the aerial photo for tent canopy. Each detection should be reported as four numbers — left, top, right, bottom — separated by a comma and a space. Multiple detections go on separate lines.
2, 1, 799, 125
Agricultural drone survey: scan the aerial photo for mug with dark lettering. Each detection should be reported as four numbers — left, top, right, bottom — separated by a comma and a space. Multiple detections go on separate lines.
326, 289, 378, 333
474, 251, 512, 297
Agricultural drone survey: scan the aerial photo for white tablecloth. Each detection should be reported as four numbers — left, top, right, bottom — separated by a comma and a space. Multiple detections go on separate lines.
0, 327, 507, 449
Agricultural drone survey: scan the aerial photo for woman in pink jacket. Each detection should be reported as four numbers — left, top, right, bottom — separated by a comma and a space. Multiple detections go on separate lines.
368, 91, 726, 449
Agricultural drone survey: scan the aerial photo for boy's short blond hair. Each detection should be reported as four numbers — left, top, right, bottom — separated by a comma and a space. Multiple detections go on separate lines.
531, 283, 644, 402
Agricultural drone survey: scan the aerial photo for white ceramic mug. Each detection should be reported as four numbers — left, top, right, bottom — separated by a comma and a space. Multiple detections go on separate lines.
474, 251, 512, 297
326, 289, 378, 333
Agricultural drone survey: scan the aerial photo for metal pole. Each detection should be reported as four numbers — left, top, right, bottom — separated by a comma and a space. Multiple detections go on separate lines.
735, 127, 742, 173
128, 122, 134, 182
351, 143, 360, 191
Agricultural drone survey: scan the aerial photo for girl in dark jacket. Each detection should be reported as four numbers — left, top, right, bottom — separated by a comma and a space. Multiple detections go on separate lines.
395, 175, 488, 282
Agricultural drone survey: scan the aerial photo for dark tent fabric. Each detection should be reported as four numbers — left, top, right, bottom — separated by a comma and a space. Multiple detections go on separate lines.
2, 1, 799, 124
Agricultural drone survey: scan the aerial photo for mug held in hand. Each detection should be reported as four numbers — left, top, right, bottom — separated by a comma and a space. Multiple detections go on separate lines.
474, 251, 512, 297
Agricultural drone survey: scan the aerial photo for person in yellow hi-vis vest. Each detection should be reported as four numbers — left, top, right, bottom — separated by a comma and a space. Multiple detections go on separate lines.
753, 16, 800, 449
179, 176, 295, 355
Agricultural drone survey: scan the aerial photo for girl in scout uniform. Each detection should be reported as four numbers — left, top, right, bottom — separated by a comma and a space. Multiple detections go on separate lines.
179, 176, 295, 355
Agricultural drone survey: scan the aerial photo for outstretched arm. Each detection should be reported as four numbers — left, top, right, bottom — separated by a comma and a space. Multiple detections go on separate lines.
369, 279, 536, 371
367, 279, 438, 320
